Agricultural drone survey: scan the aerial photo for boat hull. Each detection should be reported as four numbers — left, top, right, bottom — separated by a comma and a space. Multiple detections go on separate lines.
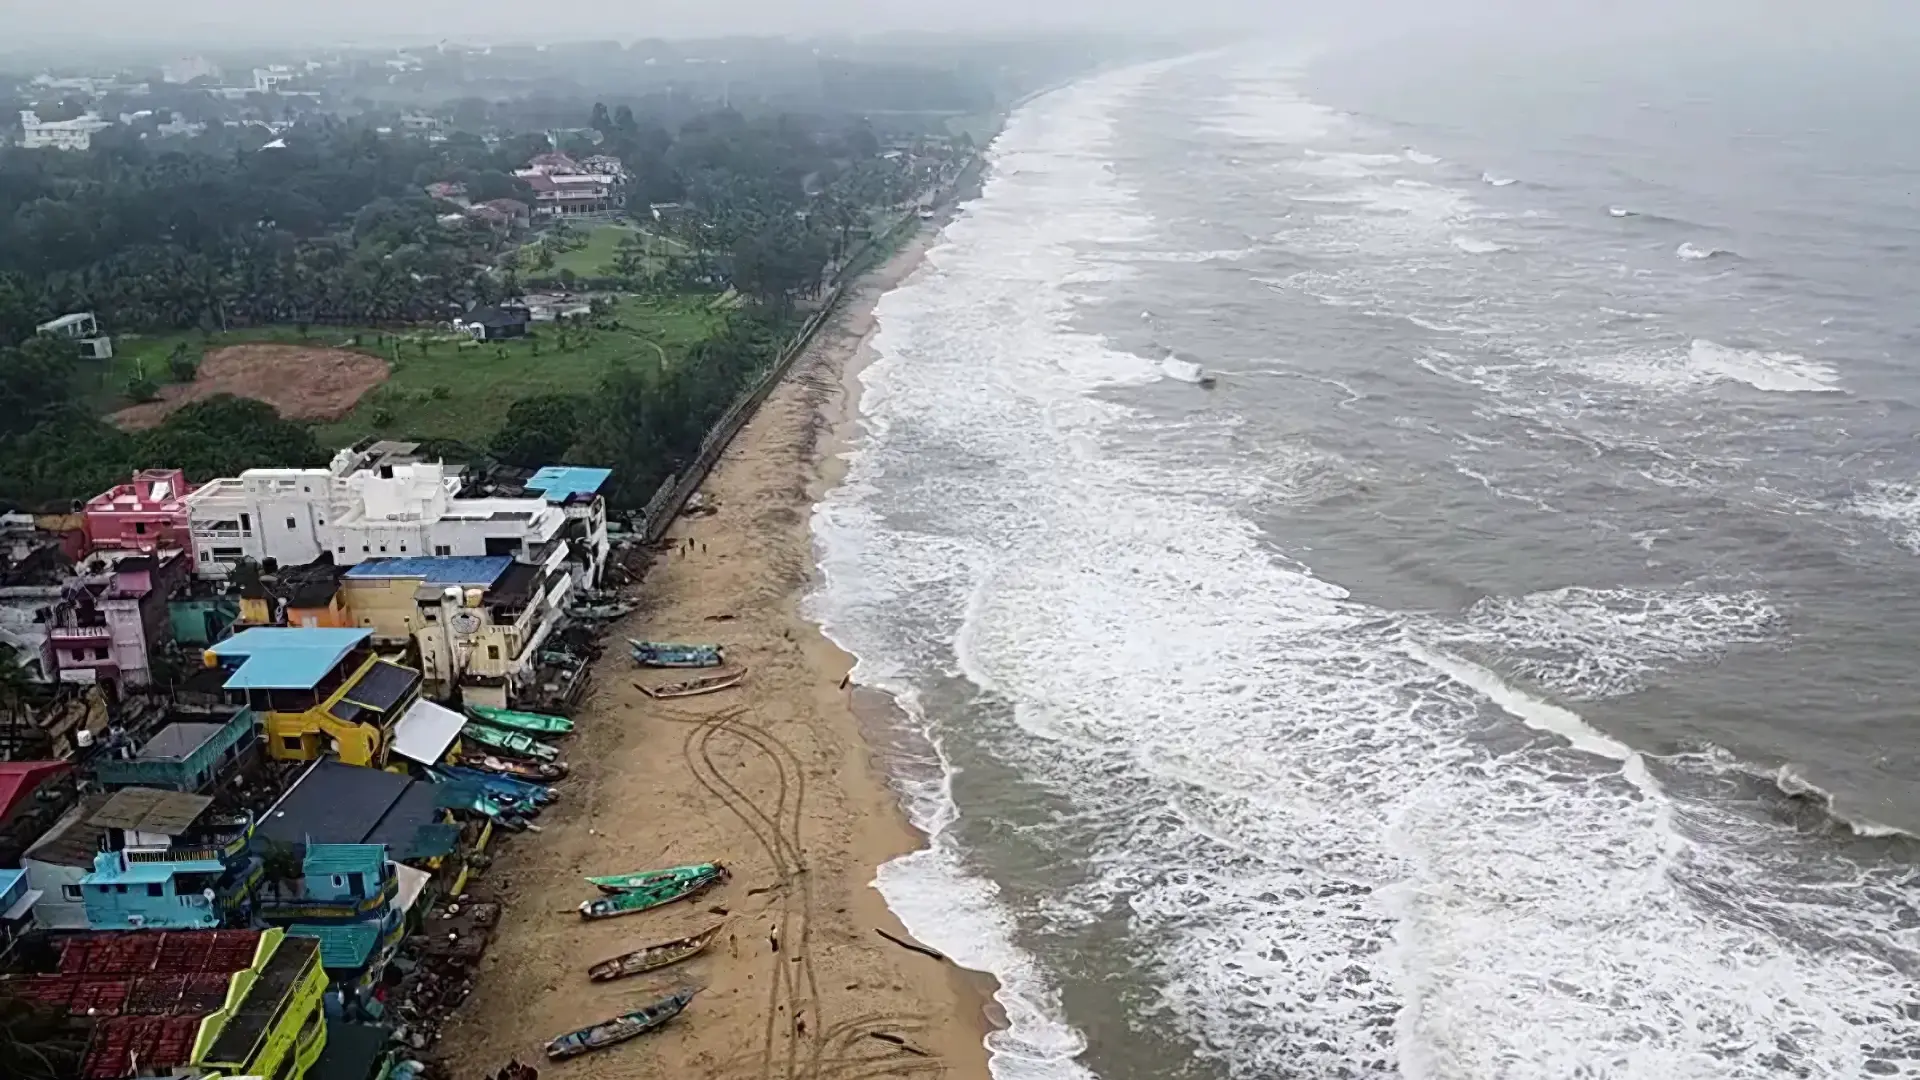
588, 862, 725, 894
578, 868, 728, 920
629, 639, 724, 668
587, 924, 723, 982
544, 990, 695, 1060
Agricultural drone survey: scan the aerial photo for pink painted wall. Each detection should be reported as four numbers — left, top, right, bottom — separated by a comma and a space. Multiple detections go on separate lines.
81, 469, 196, 566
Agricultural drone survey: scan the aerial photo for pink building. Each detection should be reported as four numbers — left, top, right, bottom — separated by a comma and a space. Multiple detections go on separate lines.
82, 469, 197, 567
48, 549, 189, 690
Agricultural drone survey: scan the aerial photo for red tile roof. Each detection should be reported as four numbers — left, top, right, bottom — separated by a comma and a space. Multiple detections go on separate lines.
82, 1015, 204, 1079
0, 760, 69, 819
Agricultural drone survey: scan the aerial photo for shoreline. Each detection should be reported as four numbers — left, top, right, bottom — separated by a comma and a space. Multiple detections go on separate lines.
442, 192, 994, 1079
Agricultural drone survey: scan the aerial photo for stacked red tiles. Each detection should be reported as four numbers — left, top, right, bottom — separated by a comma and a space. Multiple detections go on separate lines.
0, 931, 263, 1079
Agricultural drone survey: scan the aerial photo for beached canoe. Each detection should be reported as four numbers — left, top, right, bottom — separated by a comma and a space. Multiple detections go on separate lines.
436, 766, 559, 805
544, 989, 695, 1060
467, 704, 574, 735
578, 867, 728, 920
464, 723, 560, 762
468, 755, 568, 781
629, 639, 724, 668
637, 667, 746, 699
587, 924, 724, 982
587, 862, 726, 894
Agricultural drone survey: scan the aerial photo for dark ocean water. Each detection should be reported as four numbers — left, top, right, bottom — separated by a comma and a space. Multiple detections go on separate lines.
812, 30, 1920, 1080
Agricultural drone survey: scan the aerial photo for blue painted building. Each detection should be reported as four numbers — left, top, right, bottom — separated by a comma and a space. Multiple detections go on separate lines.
263, 843, 421, 1020
93, 710, 259, 792
74, 787, 259, 931
0, 868, 39, 957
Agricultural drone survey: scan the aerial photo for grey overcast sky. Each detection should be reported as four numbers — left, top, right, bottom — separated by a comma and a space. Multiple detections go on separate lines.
0, 0, 1911, 51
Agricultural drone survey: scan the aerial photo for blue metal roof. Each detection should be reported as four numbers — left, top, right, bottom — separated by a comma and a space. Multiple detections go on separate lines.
343, 556, 512, 586
302, 843, 387, 879
287, 922, 382, 970
527, 466, 611, 503
0, 869, 24, 893
210, 628, 372, 690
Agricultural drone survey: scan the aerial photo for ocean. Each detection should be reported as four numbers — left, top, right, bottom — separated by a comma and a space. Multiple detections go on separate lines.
809, 28, 1920, 1080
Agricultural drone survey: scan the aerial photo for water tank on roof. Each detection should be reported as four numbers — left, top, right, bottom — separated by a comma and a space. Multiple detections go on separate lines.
76, 729, 94, 748
442, 586, 462, 605
464, 588, 484, 608
203, 649, 219, 668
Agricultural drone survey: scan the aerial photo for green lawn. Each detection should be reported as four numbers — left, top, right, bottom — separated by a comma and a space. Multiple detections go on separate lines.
77, 297, 727, 448
315, 295, 728, 445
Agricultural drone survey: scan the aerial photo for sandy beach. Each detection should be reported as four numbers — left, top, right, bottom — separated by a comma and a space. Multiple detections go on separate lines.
442, 209, 993, 1080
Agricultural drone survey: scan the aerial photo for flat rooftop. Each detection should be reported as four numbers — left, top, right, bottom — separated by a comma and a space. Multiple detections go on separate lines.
208, 627, 371, 690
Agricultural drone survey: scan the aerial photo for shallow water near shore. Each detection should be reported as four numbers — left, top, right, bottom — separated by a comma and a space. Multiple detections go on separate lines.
811, 34, 1920, 1080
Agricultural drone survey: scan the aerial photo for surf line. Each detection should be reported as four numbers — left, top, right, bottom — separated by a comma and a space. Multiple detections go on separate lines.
1404, 641, 1671, 805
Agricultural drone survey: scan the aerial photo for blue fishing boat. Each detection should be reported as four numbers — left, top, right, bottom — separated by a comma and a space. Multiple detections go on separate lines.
628, 639, 724, 668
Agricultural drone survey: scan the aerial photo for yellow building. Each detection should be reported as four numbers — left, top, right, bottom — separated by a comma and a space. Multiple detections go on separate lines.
205, 628, 423, 766
195, 929, 330, 1080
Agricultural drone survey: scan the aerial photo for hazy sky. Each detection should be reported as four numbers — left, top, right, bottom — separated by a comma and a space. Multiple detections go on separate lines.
2, 0, 1911, 53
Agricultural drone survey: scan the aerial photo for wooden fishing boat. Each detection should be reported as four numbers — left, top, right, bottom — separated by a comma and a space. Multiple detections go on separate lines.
543, 989, 695, 1060
587, 924, 724, 982
629, 639, 724, 668
468, 755, 568, 781
587, 862, 725, 894
468, 704, 574, 735
578, 867, 728, 920
637, 667, 746, 699
464, 723, 560, 762
436, 766, 559, 805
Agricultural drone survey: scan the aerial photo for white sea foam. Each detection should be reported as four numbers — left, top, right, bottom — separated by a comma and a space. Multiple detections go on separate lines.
1676, 240, 1733, 260
816, 56, 1920, 1080
1404, 148, 1441, 165
1438, 586, 1783, 700
1159, 355, 1209, 384
1846, 479, 1920, 553
1581, 339, 1842, 394
1608, 205, 1637, 217
1449, 236, 1508, 255
1480, 172, 1518, 187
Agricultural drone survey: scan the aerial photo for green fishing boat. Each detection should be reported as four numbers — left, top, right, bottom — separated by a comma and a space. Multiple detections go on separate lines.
587, 862, 726, 894
578, 867, 729, 920
468, 704, 574, 735
464, 723, 560, 762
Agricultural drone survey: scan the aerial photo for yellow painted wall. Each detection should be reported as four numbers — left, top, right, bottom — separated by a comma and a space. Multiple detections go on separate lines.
286, 595, 352, 629
194, 929, 329, 1080
260, 654, 397, 766
338, 579, 423, 642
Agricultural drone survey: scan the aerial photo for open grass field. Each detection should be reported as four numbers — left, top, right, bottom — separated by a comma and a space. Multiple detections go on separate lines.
517, 222, 688, 279
315, 295, 726, 444
74, 295, 728, 446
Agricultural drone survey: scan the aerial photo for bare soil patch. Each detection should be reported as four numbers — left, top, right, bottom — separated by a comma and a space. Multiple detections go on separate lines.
111, 344, 391, 430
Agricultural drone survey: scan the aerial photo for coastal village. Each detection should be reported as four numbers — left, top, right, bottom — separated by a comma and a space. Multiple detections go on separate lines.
0, 241, 978, 1080
0, 29, 1045, 1080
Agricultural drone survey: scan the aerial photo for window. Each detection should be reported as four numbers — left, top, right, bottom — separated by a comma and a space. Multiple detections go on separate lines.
362, 545, 370, 553
338, 545, 347, 554
487, 645, 501, 660
201, 549, 211, 561
378, 545, 387, 553
332, 874, 344, 888
317, 517, 325, 525
281, 736, 303, 751
93, 648, 109, 661
147, 883, 163, 897
286, 516, 297, 530
133, 522, 147, 535
61, 884, 81, 901
113, 884, 126, 894
239, 513, 251, 533
212, 547, 245, 561
433, 545, 451, 557
68, 650, 85, 663
399, 544, 407, 552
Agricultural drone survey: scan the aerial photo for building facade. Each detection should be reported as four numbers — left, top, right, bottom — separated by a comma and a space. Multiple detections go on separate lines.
82, 468, 197, 563
19, 110, 113, 150
206, 628, 423, 766
186, 442, 572, 581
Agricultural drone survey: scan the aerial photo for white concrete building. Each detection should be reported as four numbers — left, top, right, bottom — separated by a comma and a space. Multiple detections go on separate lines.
185, 443, 578, 582
19, 111, 112, 151
252, 66, 295, 93
162, 56, 221, 84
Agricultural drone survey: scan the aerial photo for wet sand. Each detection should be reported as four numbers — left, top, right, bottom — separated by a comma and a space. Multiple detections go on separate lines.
442, 211, 992, 1080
